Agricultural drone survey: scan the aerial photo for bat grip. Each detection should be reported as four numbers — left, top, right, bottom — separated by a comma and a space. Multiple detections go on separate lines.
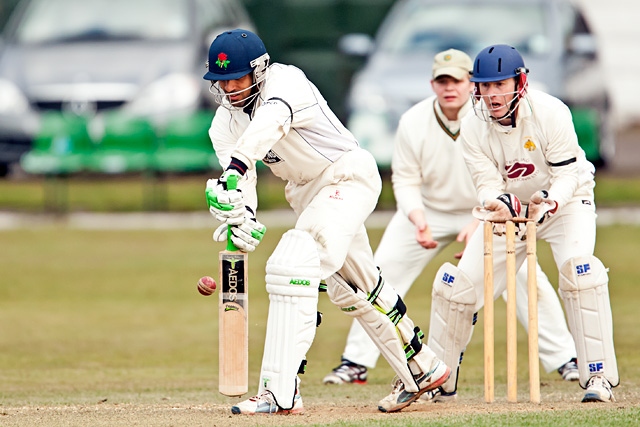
225, 173, 240, 252
226, 226, 239, 251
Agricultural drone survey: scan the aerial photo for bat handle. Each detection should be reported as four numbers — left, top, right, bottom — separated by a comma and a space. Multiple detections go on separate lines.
226, 226, 238, 251
225, 173, 240, 252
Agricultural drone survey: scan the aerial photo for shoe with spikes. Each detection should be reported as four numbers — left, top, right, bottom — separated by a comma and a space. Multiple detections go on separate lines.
378, 359, 451, 413
231, 380, 304, 415
582, 375, 615, 403
558, 358, 579, 382
418, 386, 458, 403
323, 358, 368, 385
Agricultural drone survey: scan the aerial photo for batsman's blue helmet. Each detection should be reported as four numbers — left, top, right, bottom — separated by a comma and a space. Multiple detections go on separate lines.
470, 44, 528, 83
204, 29, 268, 81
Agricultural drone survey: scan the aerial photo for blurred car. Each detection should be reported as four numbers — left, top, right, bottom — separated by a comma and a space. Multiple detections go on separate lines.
0, 0, 254, 176
340, 0, 613, 168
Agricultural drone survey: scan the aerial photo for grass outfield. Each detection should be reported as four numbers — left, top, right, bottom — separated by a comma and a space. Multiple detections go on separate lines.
0, 224, 639, 426
2, 171, 640, 212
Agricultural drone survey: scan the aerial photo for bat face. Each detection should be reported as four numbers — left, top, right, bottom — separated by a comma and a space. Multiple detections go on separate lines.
219, 250, 248, 397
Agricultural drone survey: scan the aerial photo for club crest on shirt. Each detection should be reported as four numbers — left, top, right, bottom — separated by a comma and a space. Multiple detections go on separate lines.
524, 138, 536, 151
505, 161, 536, 179
262, 149, 283, 164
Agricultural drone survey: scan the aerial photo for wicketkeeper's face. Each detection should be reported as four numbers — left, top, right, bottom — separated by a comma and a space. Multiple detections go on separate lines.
219, 73, 254, 107
476, 78, 517, 120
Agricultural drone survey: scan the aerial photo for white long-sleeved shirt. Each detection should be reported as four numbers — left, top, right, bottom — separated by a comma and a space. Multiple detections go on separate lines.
209, 63, 359, 186
392, 96, 477, 216
460, 89, 595, 209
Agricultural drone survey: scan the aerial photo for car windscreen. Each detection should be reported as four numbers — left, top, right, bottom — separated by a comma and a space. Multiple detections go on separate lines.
13, 0, 191, 44
378, 2, 549, 57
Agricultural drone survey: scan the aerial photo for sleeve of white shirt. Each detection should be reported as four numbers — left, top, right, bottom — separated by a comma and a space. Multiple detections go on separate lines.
391, 113, 424, 216
543, 103, 582, 209
460, 116, 505, 205
231, 67, 314, 170
230, 99, 291, 169
209, 108, 237, 169
209, 108, 258, 213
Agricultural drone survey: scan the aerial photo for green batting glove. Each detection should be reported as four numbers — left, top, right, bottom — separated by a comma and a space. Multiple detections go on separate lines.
205, 176, 245, 225
228, 214, 267, 252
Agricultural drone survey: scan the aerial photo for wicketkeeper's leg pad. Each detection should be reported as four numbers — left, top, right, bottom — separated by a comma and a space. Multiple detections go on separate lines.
559, 255, 619, 388
427, 262, 477, 393
259, 229, 321, 409
326, 272, 436, 393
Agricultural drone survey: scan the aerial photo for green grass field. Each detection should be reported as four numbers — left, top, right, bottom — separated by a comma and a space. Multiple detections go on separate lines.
2, 170, 640, 213
1, 223, 639, 426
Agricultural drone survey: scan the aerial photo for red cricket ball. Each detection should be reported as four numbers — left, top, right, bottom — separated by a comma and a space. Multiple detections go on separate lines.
197, 276, 217, 296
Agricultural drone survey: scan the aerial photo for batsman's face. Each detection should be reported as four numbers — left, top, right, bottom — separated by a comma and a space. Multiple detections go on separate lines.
219, 73, 254, 107
431, 75, 474, 116
476, 78, 517, 122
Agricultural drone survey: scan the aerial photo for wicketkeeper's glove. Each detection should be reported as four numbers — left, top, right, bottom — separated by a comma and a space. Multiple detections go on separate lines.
526, 190, 558, 225
472, 193, 523, 236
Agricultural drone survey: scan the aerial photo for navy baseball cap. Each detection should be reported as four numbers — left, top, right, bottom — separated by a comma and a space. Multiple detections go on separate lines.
204, 29, 267, 81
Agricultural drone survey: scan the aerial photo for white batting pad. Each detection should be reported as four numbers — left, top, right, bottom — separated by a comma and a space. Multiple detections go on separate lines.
559, 255, 619, 388
326, 273, 435, 393
427, 262, 477, 393
260, 230, 321, 409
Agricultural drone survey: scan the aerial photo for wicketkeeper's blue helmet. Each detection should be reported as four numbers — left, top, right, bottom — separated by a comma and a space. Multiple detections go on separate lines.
470, 44, 527, 83
204, 29, 269, 82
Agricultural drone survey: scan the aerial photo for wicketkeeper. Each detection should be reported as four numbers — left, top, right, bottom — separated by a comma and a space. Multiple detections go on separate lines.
429, 44, 619, 402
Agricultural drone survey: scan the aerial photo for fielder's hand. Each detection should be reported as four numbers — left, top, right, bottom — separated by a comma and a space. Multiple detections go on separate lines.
408, 209, 438, 249
213, 211, 266, 252
205, 169, 245, 225
473, 193, 523, 236
416, 224, 438, 249
526, 190, 557, 225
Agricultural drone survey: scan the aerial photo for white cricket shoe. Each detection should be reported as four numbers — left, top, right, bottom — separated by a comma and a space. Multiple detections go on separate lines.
378, 359, 451, 413
418, 386, 458, 403
323, 358, 368, 384
231, 388, 303, 415
582, 375, 615, 403
557, 358, 580, 382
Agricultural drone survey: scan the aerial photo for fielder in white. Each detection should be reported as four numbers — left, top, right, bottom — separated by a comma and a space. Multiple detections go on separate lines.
323, 50, 579, 399
203, 29, 451, 415
431, 44, 618, 402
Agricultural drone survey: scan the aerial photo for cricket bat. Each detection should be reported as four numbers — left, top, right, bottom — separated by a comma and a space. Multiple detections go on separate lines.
218, 175, 248, 397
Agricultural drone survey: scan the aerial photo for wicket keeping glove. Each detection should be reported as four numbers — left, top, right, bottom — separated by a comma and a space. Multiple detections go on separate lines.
213, 210, 266, 252
526, 190, 558, 225
472, 193, 523, 236
205, 169, 245, 225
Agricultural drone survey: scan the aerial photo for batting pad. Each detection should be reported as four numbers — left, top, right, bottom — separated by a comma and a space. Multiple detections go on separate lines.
427, 262, 477, 393
326, 273, 436, 393
260, 230, 321, 409
559, 255, 619, 388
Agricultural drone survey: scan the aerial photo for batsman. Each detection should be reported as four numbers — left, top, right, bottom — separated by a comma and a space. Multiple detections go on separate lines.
428, 44, 619, 403
203, 29, 450, 415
